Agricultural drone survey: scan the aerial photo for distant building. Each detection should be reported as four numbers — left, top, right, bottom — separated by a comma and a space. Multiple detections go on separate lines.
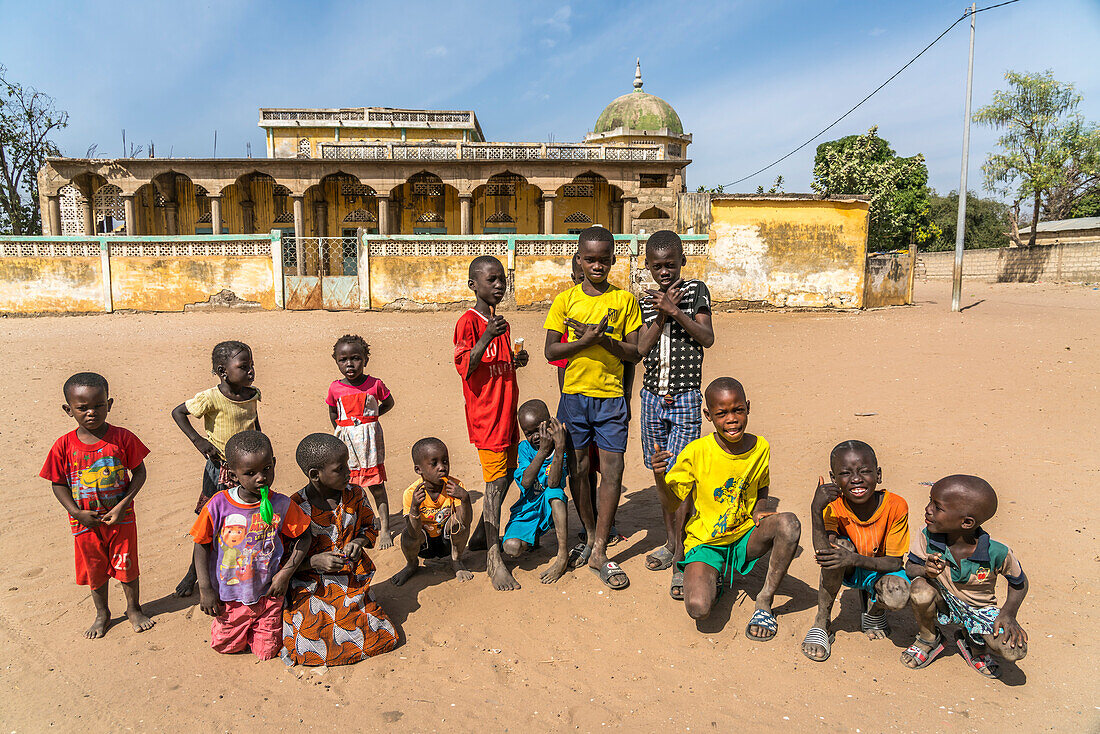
37, 61, 690, 243
1016, 216, 1100, 246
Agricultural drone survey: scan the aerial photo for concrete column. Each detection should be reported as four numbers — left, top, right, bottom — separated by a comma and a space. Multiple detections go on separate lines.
165, 203, 180, 235
611, 201, 623, 234
123, 195, 137, 235
47, 195, 62, 236
389, 198, 400, 234
313, 200, 328, 237
537, 200, 545, 235
292, 196, 305, 275
209, 195, 222, 235
622, 199, 635, 235
377, 195, 390, 235
80, 199, 94, 235
460, 194, 473, 235
542, 193, 556, 235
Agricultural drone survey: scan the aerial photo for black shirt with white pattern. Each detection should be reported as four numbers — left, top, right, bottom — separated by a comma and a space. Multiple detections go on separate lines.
640, 279, 711, 395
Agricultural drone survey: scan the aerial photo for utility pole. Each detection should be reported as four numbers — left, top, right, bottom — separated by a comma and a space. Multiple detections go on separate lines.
952, 3, 976, 312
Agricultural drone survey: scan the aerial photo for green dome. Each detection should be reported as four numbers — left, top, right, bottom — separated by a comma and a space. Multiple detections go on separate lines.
593, 62, 682, 135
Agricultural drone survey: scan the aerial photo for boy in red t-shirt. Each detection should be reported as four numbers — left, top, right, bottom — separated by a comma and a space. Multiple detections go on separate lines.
40, 372, 154, 638
454, 255, 529, 590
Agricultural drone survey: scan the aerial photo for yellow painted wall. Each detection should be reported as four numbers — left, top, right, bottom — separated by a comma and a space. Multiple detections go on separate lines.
706, 199, 870, 308
512, 256, 630, 307
394, 184, 460, 234
472, 183, 540, 233
0, 257, 103, 313
553, 180, 616, 233
368, 256, 472, 309
271, 126, 465, 155
110, 256, 275, 311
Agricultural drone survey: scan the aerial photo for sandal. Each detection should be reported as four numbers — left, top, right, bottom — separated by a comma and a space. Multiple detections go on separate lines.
901, 632, 945, 669
801, 627, 835, 662
745, 609, 778, 641
955, 630, 1001, 678
590, 561, 630, 590
567, 543, 592, 569
861, 610, 891, 637
669, 570, 684, 600
646, 546, 675, 571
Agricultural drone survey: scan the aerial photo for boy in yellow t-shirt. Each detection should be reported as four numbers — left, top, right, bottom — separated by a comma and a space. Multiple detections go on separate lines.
393, 437, 473, 587
657, 377, 801, 640
544, 226, 642, 591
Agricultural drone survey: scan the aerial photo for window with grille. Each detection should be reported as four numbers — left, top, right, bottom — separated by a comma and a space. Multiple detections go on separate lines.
297, 138, 311, 158
563, 184, 594, 198
564, 211, 592, 224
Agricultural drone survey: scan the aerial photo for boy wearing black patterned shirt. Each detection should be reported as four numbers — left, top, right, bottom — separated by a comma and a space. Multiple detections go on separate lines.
636, 231, 715, 598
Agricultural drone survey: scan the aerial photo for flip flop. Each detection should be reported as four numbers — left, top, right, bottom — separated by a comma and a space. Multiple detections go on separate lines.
669, 570, 684, 600
646, 546, 675, 571
801, 627, 835, 662
745, 609, 778, 641
955, 630, 1001, 678
590, 561, 630, 590
567, 543, 592, 569
901, 632, 945, 669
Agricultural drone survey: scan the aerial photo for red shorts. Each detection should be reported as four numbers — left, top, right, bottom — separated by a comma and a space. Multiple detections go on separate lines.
351, 463, 387, 487
73, 522, 139, 588
210, 597, 283, 660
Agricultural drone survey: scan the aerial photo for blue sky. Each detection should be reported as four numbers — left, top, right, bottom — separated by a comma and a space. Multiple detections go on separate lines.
2, 0, 1097, 196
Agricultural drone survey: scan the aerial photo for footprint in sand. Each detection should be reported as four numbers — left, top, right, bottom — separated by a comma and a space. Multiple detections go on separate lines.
20, 567, 43, 578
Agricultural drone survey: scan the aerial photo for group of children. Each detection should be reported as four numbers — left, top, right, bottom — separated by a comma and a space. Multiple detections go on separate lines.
40, 226, 1028, 679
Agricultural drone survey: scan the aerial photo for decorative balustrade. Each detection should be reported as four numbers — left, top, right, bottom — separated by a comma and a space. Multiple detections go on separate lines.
318, 141, 664, 162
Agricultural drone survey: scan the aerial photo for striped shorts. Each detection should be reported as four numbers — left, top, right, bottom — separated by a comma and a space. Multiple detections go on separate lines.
640, 388, 702, 470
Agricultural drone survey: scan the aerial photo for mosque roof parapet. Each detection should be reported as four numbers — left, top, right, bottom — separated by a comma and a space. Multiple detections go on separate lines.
259, 107, 485, 141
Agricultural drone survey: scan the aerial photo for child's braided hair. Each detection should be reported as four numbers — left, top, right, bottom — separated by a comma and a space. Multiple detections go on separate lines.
211, 340, 251, 376
333, 334, 370, 359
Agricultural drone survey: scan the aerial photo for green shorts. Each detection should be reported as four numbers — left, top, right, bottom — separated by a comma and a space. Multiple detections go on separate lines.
678, 527, 758, 578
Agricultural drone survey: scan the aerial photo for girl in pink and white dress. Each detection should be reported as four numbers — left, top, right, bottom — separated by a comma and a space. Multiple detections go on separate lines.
326, 334, 396, 548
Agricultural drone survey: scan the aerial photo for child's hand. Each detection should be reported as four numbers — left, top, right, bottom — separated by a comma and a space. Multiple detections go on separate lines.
923, 553, 947, 578
536, 421, 554, 453
72, 508, 103, 529
198, 586, 223, 617
343, 539, 366, 563
645, 280, 685, 317
310, 551, 346, 573
812, 476, 842, 511
442, 478, 468, 501
513, 349, 529, 368
268, 568, 294, 597
100, 504, 126, 526
411, 483, 427, 510
651, 444, 673, 474
992, 612, 1028, 650
192, 437, 221, 463
815, 542, 857, 570
549, 417, 567, 449
485, 314, 508, 339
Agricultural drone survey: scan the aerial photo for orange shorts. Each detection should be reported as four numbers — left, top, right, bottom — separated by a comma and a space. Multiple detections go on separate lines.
477, 445, 518, 483
73, 522, 139, 588
350, 463, 387, 487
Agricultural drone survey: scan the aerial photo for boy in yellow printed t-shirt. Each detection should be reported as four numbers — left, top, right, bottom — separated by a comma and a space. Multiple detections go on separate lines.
658, 377, 801, 640
544, 226, 642, 591
393, 437, 474, 587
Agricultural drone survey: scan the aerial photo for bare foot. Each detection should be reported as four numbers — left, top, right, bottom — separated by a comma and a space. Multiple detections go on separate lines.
84, 611, 109, 639
865, 627, 888, 640
174, 570, 197, 598
487, 545, 520, 591
376, 532, 394, 551
391, 563, 419, 587
127, 608, 155, 633
452, 560, 474, 582
540, 555, 569, 584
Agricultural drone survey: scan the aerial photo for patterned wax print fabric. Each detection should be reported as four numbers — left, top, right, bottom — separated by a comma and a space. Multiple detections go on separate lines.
281, 484, 398, 666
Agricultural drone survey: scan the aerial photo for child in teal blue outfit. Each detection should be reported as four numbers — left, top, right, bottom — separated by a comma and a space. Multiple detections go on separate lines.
502, 399, 570, 584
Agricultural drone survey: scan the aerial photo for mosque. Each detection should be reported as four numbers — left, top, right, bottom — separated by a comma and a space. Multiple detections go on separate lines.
38, 62, 691, 247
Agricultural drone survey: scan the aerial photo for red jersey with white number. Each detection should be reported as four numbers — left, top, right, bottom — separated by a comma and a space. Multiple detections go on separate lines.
453, 309, 519, 451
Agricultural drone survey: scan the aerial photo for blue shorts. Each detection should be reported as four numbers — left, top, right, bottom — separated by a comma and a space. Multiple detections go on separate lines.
640, 388, 702, 470
503, 485, 567, 545
557, 394, 629, 454
843, 568, 909, 603
936, 586, 1002, 645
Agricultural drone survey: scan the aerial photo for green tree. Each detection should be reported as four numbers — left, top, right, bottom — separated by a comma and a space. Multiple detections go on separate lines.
1069, 186, 1100, 218
811, 126, 936, 251
755, 175, 784, 194
974, 70, 1100, 245
925, 190, 1012, 251
0, 66, 68, 235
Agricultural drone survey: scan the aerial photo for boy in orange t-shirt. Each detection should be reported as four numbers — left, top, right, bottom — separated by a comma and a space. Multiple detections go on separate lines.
802, 440, 910, 662
393, 437, 473, 587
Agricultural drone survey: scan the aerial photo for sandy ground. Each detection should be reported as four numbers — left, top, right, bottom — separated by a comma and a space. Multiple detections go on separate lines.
0, 279, 1097, 733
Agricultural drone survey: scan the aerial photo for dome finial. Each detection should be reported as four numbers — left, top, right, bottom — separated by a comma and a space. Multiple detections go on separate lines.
634, 58, 643, 90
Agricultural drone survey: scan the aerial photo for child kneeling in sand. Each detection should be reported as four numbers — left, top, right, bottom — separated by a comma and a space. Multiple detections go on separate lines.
393, 438, 474, 586
903, 475, 1028, 677
502, 399, 570, 584
657, 377, 801, 640
802, 440, 911, 662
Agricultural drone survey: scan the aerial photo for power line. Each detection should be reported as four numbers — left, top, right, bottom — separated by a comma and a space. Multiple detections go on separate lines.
719, 0, 1023, 189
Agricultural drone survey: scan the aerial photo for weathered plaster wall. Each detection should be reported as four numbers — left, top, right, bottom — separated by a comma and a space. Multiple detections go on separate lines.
513, 256, 631, 307
369, 256, 473, 309
706, 198, 870, 308
0, 257, 103, 313
863, 249, 915, 308
110, 256, 275, 311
